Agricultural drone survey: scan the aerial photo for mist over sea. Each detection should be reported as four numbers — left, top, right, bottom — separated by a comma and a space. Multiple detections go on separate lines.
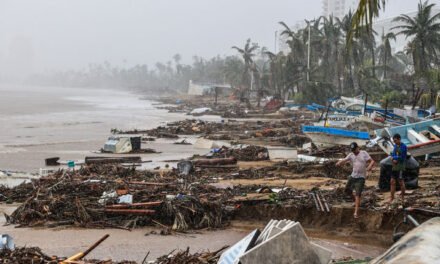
0, 85, 216, 172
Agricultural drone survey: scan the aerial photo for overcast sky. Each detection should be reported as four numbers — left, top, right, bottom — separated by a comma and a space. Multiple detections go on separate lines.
0, 0, 434, 74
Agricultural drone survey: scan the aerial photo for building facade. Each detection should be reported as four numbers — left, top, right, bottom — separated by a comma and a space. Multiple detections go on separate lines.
373, 8, 440, 52
322, 0, 359, 18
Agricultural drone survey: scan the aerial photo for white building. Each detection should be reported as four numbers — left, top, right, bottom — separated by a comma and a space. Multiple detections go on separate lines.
322, 0, 360, 18
373, 8, 440, 52
187, 80, 232, 96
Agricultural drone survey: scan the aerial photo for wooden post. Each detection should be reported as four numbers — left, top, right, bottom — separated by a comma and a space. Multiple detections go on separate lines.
384, 99, 388, 122
363, 94, 368, 116
214, 86, 219, 106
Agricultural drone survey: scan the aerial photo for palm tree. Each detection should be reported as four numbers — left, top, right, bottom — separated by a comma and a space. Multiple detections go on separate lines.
223, 56, 244, 88
279, 21, 306, 65
232, 39, 259, 104
351, 0, 386, 37
376, 31, 396, 79
392, 1, 440, 75
279, 21, 310, 95
319, 16, 343, 93
340, 12, 357, 91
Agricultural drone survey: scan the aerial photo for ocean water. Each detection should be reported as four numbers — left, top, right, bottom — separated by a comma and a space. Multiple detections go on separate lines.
0, 85, 218, 172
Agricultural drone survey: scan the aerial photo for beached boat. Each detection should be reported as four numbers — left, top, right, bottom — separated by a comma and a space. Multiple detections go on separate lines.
314, 114, 387, 130
332, 96, 381, 112
369, 119, 440, 157
302, 126, 370, 150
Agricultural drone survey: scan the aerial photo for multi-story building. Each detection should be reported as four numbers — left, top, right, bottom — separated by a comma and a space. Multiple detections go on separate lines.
373, 8, 440, 52
322, 0, 360, 18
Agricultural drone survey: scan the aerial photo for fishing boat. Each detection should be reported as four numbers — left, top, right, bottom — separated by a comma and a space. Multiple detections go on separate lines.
302, 125, 370, 150
332, 96, 381, 112
369, 119, 440, 157
314, 114, 387, 130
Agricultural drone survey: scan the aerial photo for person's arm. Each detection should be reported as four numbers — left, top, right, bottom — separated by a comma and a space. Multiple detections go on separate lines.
401, 144, 407, 162
367, 158, 375, 171
391, 145, 399, 164
336, 154, 351, 166
391, 145, 398, 160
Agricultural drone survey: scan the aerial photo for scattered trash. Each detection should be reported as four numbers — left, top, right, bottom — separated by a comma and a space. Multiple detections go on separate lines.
190, 107, 212, 115
45, 157, 60, 166
218, 229, 260, 264
0, 234, 14, 250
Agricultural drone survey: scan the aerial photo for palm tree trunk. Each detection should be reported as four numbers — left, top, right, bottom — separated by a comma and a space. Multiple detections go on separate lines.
371, 47, 376, 79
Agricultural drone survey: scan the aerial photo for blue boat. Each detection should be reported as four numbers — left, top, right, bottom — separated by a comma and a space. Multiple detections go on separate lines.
302, 126, 370, 150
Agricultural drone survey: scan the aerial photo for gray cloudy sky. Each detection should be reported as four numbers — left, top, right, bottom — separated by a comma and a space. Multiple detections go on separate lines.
0, 0, 431, 74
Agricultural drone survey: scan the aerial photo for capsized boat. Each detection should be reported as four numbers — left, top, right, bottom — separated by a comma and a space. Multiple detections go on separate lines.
302, 126, 370, 150
369, 119, 440, 157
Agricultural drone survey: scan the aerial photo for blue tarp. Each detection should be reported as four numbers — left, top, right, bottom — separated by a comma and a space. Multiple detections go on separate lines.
302, 126, 370, 140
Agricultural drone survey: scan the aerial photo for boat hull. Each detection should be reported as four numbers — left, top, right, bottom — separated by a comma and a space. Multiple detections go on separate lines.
304, 132, 368, 150
378, 139, 440, 157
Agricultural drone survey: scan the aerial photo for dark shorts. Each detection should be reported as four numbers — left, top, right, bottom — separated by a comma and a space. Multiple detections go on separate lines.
345, 177, 365, 196
391, 170, 404, 180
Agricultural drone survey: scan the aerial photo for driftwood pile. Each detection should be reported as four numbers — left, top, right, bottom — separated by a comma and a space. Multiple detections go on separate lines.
3, 165, 229, 231
152, 246, 226, 264
0, 247, 58, 264
211, 145, 269, 162
112, 119, 307, 144
0, 247, 138, 264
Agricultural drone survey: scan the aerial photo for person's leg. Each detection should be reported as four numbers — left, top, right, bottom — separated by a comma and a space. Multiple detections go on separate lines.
354, 195, 361, 217
345, 177, 354, 202
353, 178, 364, 218
399, 172, 406, 204
390, 175, 396, 203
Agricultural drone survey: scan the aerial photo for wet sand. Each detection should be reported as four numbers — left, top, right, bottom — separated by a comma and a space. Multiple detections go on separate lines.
0, 203, 246, 262
0, 203, 385, 262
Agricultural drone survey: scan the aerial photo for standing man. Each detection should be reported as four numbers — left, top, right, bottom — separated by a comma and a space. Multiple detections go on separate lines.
390, 133, 407, 204
336, 142, 375, 218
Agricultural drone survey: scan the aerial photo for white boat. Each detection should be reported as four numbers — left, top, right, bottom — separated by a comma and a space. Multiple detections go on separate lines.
314, 114, 386, 131
369, 119, 440, 157
332, 96, 381, 112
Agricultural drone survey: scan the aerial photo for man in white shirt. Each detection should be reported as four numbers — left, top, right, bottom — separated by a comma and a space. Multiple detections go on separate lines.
336, 142, 375, 218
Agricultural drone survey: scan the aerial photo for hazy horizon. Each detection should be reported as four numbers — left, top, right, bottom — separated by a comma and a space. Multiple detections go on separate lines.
0, 0, 432, 77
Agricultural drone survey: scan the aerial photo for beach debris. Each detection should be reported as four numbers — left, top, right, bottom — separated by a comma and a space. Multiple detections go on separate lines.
60, 234, 110, 263
85, 156, 142, 165
0, 239, 137, 264
152, 246, 227, 264
190, 107, 212, 116
4, 164, 229, 231
218, 229, 260, 264
206, 145, 269, 162
45, 157, 60, 166
0, 234, 14, 250
193, 157, 237, 167
239, 220, 332, 264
